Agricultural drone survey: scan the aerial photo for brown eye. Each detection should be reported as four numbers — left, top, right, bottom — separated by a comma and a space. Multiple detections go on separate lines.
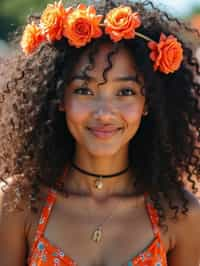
73, 87, 93, 95
117, 88, 136, 96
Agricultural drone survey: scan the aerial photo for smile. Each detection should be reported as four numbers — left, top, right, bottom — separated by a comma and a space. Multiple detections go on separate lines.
87, 126, 122, 139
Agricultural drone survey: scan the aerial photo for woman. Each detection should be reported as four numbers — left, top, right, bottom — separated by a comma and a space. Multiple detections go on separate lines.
0, 0, 200, 265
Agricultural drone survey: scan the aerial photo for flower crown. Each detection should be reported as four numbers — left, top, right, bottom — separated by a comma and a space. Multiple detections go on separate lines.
20, 1, 183, 74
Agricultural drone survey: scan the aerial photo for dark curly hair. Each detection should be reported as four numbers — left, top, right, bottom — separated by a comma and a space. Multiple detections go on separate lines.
0, 0, 199, 225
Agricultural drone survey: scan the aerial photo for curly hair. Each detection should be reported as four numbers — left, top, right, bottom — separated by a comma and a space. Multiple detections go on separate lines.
0, 0, 199, 225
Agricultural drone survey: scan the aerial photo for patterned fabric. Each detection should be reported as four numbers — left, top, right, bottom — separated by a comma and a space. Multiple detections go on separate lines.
28, 189, 167, 266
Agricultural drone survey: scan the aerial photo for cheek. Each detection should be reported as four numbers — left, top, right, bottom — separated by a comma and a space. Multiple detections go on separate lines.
121, 101, 144, 125
65, 99, 90, 124
64, 99, 90, 141
120, 102, 145, 144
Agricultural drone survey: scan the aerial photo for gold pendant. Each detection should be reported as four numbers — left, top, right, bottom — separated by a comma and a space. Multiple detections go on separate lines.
95, 177, 103, 189
91, 227, 102, 243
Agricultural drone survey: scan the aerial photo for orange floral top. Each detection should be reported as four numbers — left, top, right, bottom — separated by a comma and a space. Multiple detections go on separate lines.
28, 189, 167, 266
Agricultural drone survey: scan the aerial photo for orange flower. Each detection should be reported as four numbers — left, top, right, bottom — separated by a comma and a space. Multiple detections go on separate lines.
104, 6, 141, 42
148, 33, 183, 74
40, 1, 68, 41
63, 4, 103, 48
20, 22, 44, 55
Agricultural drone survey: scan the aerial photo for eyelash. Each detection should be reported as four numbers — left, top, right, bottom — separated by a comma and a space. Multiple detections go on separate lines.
73, 87, 93, 95
73, 87, 136, 96
118, 88, 136, 96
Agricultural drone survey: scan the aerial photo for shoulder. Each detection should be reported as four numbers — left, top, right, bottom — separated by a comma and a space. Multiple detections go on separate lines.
164, 190, 200, 264
174, 189, 200, 223
0, 176, 50, 265
0, 176, 30, 228
175, 190, 200, 236
0, 176, 49, 234
165, 189, 200, 249
0, 176, 28, 265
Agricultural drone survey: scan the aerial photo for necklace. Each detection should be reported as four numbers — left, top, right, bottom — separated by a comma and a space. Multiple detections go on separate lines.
71, 162, 129, 190
56, 179, 123, 243
56, 164, 135, 243
88, 199, 123, 243
88, 194, 138, 243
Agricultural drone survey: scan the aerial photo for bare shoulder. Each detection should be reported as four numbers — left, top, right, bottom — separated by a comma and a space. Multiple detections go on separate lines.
0, 176, 49, 238
167, 190, 200, 246
0, 176, 50, 265
175, 189, 200, 233
0, 175, 33, 233
0, 175, 28, 214
184, 189, 200, 215
165, 190, 200, 265
0, 176, 29, 265
163, 189, 200, 230
172, 189, 200, 221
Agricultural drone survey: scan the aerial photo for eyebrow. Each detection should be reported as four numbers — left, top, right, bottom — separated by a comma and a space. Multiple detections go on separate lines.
115, 75, 139, 82
70, 74, 140, 83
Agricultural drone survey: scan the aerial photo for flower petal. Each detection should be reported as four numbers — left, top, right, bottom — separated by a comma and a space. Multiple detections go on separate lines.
104, 6, 141, 42
148, 33, 183, 74
77, 3, 86, 10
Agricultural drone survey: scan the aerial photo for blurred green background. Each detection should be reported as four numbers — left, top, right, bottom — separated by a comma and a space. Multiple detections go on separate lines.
0, 0, 74, 41
0, 0, 200, 55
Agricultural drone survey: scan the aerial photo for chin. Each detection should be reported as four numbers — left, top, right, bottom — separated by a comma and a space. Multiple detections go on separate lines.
84, 143, 125, 158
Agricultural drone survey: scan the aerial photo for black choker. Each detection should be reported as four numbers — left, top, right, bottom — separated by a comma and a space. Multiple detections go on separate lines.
71, 162, 129, 190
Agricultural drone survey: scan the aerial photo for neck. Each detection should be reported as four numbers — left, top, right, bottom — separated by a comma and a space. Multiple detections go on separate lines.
63, 150, 135, 201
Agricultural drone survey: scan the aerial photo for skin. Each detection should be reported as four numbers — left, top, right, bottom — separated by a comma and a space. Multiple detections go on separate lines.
59, 42, 147, 199
0, 43, 200, 266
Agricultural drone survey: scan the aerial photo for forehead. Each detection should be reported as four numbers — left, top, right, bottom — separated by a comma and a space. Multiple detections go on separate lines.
71, 43, 139, 82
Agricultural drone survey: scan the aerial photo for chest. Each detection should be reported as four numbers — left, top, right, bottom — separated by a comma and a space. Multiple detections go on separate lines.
27, 194, 169, 266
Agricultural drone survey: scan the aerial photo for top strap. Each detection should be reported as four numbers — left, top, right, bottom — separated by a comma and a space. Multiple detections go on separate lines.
36, 188, 57, 238
144, 193, 160, 238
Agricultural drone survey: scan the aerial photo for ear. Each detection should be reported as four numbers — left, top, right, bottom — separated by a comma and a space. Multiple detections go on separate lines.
143, 105, 148, 116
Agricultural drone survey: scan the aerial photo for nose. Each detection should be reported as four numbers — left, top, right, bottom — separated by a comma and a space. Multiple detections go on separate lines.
93, 98, 116, 122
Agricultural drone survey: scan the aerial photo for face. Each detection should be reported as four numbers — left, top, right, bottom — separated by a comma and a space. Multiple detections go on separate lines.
60, 43, 146, 158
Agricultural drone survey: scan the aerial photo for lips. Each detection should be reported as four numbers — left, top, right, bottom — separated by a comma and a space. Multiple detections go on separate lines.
87, 125, 122, 139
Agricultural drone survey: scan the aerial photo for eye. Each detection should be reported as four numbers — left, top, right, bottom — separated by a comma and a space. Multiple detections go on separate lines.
73, 87, 93, 95
117, 88, 136, 96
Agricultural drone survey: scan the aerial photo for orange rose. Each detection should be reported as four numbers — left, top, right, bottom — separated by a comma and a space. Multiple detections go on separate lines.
20, 22, 44, 55
63, 4, 103, 48
104, 6, 141, 42
40, 1, 68, 41
148, 33, 183, 74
